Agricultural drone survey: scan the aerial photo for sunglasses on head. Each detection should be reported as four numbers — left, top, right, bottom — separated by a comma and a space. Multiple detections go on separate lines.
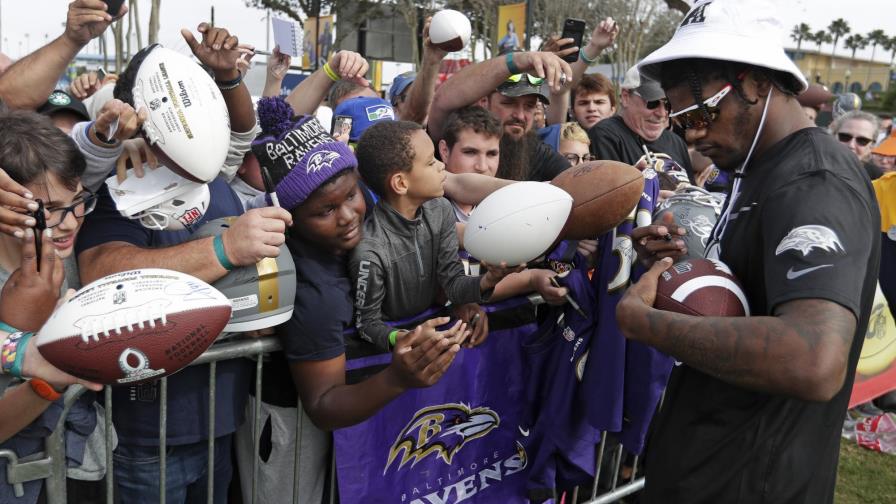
506, 73, 545, 86
837, 132, 873, 147
669, 84, 733, 130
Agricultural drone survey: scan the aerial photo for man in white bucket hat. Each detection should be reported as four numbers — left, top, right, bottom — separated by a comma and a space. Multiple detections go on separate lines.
615, 0, 880, 502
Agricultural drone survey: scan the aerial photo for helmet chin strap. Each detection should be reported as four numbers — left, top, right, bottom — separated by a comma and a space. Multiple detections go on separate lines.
706, 87, 773, 259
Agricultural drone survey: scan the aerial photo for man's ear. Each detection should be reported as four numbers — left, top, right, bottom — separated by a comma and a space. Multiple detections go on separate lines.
619, 89, 631, 109
389, 171, 409, 195
438, 139, 450, 162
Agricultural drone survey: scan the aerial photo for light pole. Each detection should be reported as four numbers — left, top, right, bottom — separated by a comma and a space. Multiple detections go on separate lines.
844, 68, 852, 93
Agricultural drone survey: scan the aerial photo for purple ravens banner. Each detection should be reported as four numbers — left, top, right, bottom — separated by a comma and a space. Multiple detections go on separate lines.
335, 301, 537, 504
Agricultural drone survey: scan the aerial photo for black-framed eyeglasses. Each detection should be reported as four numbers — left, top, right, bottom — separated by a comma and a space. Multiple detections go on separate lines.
669, 84, 732, 130
564, 153, 597, 165
837, 132, 873, 147
37, 191, 98, 228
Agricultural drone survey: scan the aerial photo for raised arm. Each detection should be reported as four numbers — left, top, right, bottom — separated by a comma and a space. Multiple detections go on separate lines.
285, 50, 369, 116
181, 23, 255, 133
428, 51, 572, 143
401, 17, 448, 125
567, 18, 618, 88
0, 0, 124, 109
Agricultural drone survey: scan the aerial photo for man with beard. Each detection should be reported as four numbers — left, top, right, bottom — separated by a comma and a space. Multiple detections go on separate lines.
429, 51, 572, 181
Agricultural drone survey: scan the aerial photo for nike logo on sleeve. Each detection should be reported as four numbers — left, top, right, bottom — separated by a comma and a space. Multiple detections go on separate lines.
786, 264, 833, 280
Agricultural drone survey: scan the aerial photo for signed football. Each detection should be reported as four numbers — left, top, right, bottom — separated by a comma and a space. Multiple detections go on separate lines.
36, 269, 231, 385
551, 160, 645, 240
655, 258, 750, 317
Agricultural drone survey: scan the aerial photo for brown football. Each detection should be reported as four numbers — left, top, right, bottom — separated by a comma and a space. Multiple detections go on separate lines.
551, 160, 645, 239
654, 258, 750, 317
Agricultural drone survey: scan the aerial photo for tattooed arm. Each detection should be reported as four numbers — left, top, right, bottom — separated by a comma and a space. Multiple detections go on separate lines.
616, 258, 856, 402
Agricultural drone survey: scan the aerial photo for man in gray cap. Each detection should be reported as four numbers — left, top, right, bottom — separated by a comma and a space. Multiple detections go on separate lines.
587, 65, 693, 178
617, 0, 879, 502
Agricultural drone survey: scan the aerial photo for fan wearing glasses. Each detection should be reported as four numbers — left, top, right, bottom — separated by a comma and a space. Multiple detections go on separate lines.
587, 65, 693, 181
830, 110, 883, 180
0, 111, 93, 287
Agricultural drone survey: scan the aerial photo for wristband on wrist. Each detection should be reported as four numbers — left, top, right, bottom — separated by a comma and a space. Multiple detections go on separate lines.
505, 52, 521, 75
216, 71, 243, 91
580, 46, 599, 65
29, 378, 63, 401
0, 321, 20, 334
2, 331, 33, 378
389, 329, 400, 348
322, 62, 340, 82
213, 235, 235, 271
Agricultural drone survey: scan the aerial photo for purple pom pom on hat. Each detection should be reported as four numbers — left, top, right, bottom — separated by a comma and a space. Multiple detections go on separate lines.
252, 97, 357, 210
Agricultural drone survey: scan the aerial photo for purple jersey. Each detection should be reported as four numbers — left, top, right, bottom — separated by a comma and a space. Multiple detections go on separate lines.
522, 264, 602, 501
579, 172, 674, 454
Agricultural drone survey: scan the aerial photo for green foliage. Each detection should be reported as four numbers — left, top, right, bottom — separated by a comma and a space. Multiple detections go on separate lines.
836, 441, 896, 504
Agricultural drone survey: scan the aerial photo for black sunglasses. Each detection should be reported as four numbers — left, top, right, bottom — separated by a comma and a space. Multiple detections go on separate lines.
837, 132, 873, 147
634, 91, 670, 112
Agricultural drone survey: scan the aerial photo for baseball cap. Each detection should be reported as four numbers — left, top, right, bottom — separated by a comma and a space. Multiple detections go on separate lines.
37, 90, 90, 122
253, 96, 357, 210
873, 130, 896, 157
388, 71, 417, 105
496, 74, 550, 104
333, 96, 396, 142
638, 0, 808, 92
620, 66, 665, 102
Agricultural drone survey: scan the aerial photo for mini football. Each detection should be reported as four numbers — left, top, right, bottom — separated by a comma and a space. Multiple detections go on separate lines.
36, 269, 232, 385
465, 182, 572, 265
429, 10, 472, 52
654, 258, 750, 317
551, 160, 645, 239
132, 46, 231, 183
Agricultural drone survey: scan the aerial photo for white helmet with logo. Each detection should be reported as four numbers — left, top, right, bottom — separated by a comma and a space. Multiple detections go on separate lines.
106, 165, 210, 231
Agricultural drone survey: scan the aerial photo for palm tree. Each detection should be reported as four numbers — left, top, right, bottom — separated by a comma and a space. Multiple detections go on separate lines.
887, 35, 896, 66
844, 34, 867, 62
812, 30, 832, 53
827, 18, 850, 59
867, 29, 888, 62
865, 29, 887, 85
791, 23, 812, 51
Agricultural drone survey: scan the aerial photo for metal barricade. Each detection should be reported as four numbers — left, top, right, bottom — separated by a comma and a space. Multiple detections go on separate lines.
7, 328, 652, 504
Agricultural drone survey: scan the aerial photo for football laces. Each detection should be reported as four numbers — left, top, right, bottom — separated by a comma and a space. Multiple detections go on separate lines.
78, 300, 170, 343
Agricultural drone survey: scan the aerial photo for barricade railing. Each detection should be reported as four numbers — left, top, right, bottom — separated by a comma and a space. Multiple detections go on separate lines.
6, 314, 650, 504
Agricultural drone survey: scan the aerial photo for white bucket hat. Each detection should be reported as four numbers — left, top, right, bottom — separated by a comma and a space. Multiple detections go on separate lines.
638, 0, 807, 92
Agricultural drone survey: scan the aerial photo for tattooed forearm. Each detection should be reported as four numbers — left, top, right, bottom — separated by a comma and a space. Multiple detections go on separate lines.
630, 298, 856, 400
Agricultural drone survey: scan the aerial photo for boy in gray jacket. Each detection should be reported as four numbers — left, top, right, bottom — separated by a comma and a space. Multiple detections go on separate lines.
351, 121, 520, 351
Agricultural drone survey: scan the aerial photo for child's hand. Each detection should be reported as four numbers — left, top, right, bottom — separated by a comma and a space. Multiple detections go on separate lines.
388, 317, 468, 389
480, 261, 526, 292
451, 304, 488, 348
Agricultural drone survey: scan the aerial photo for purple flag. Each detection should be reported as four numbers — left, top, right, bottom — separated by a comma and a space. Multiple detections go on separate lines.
336, 304, 538, 504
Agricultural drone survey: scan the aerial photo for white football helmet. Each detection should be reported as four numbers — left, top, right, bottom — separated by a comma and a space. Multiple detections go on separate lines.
106, 165, 210, 231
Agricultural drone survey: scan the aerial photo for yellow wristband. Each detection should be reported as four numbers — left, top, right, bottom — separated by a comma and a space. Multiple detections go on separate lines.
323, 62, 340, 82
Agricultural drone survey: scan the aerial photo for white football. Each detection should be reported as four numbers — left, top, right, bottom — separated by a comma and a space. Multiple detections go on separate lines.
430, 10, 472, 52
133, 46, 231, 183
465, 182, 573, 265
36, 269, 232, 385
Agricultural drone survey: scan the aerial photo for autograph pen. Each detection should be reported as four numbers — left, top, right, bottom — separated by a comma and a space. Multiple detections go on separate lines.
550, 273, 587, 318
32, 199, 47, 272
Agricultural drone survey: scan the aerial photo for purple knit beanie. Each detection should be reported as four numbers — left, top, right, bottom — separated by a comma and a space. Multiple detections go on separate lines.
252, 96, 357, 210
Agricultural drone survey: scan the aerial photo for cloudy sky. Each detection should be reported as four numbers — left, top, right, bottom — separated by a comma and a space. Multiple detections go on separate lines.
1, 0, 893, 63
